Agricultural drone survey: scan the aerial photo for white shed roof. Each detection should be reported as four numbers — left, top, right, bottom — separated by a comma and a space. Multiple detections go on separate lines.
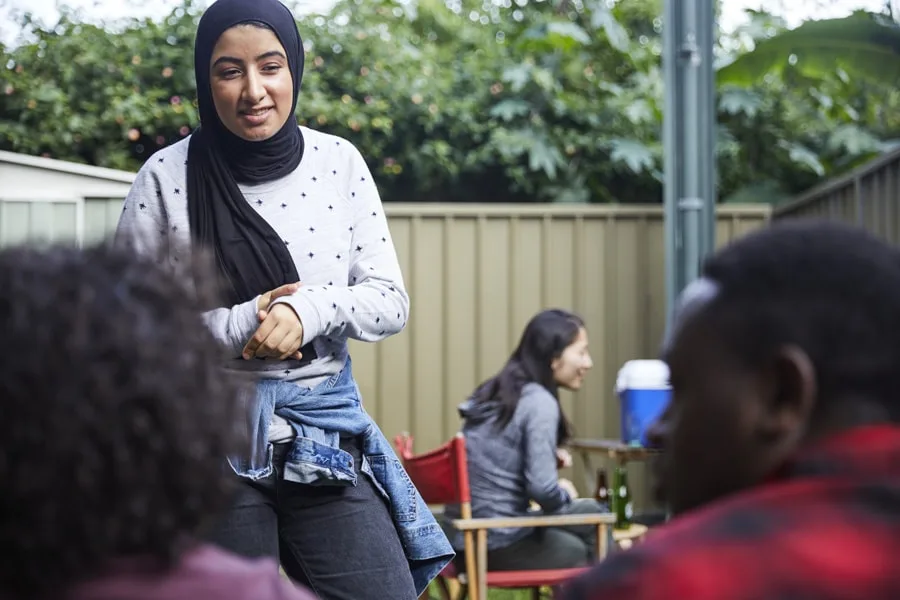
0, 150, 136, 200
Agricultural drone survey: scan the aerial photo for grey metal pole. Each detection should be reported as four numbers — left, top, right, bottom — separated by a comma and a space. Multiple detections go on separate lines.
663, 0, 717, 331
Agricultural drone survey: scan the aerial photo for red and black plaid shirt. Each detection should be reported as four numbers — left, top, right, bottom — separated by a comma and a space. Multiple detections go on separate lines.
562, 425, 900, 600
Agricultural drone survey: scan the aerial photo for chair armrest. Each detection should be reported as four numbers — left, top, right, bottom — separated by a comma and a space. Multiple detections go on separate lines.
451, 512, 615, 531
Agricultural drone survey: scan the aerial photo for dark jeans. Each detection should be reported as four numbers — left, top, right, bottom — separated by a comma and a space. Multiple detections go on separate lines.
205, 437, 417, 600
487, 499, 609, 571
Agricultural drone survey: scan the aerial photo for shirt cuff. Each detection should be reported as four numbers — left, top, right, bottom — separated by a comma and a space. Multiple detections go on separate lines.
270, 293, 323, 347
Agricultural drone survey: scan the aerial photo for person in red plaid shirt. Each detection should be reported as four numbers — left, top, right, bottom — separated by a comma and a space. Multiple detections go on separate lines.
562, 220, 900, 600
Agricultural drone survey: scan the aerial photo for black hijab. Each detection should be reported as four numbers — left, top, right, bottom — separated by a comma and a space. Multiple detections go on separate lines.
187, 0, 305, 307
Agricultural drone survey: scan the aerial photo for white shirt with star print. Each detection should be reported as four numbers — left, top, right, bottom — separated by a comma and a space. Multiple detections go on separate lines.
115, 126, 410, 443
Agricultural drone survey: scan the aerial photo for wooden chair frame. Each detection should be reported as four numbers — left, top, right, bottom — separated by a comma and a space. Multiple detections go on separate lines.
395, 433, 616, 600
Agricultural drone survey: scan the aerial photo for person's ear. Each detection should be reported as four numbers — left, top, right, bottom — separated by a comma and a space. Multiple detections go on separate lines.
550, 356, 561, 373
757, 345, 817, 440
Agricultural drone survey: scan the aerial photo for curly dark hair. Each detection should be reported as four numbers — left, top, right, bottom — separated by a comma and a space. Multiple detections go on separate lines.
0, 243, 247, 599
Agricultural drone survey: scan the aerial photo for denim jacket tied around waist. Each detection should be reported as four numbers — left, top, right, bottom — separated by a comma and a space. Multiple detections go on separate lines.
226, 358, 454, 595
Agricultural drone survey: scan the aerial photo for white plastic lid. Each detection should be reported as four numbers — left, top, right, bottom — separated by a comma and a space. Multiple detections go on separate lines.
615, 359, 670, 392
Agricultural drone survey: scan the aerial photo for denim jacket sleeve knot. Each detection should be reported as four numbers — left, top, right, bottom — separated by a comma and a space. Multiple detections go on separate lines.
226, 358, 454, 596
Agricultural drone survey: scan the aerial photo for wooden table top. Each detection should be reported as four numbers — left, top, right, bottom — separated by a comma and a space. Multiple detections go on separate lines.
568, 438, 661, 460
612, 522, 649, 542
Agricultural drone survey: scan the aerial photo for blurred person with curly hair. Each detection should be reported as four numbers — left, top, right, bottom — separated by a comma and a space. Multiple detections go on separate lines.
0, 244, 315, 600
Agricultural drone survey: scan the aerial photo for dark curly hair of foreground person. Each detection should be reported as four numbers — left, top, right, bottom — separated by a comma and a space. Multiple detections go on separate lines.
0, 243, 247, 599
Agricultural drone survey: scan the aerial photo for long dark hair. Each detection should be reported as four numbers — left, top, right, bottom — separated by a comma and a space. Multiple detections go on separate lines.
471, 309, 585, 445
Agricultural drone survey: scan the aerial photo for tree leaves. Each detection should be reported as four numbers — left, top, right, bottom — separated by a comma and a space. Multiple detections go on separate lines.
520, 21, 591, 53
781, 141, 826, 176
828, 124, 883, 155
589, 1, 630, 52
608, 138, 656, 173
0, 0, 897, 204
718, 12, 900, 86
489, 99, 531, 122
719, 87, 763, 117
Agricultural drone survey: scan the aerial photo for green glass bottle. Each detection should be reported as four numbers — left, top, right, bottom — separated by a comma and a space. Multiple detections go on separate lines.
613, 465, 633, 530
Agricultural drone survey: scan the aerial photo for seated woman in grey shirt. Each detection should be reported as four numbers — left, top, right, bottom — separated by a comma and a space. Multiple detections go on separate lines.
448, 309, 606, 571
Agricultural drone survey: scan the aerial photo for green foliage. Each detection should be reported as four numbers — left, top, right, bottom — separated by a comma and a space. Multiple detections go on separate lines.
0, 3, 202, 170
715, 9, 900, 202
0, 0, 898, 203
718, 11, 900, 86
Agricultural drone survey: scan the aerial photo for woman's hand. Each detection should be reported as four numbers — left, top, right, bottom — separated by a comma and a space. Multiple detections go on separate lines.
257, 282, 301, 312
242, 304, 304, 360
558, 477, 579, 499
556, 447, 573, 469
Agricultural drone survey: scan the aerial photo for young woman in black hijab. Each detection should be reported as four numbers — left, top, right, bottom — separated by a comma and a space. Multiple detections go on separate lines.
115, 0, 454, 597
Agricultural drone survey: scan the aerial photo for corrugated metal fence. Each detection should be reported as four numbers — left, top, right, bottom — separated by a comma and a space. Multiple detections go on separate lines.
0, 197, 771, 505
774, 148, 900, 242
364, 204, 768, 507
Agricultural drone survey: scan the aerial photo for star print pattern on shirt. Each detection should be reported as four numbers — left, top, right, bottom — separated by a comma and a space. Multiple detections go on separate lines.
113, 125, 410, 392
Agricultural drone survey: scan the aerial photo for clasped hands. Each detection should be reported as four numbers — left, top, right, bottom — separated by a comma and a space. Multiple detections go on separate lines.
241, 282, 304, 361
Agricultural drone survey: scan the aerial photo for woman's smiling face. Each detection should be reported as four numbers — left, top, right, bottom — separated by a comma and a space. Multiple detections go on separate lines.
209, 24, 294, 142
